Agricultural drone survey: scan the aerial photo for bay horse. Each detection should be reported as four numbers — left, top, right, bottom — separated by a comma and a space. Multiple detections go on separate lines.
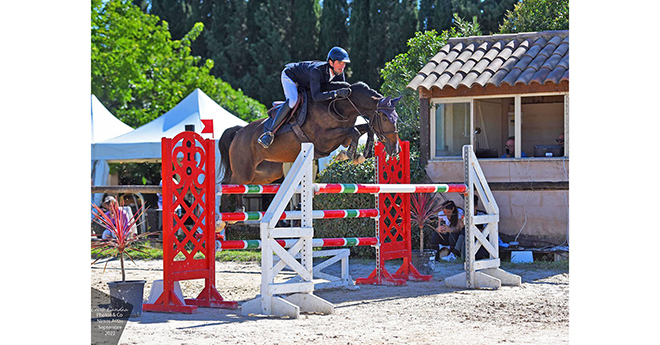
219, 81, 402, 187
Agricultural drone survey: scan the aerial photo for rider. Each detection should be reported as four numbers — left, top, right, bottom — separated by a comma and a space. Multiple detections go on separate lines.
257, 46, 352, 148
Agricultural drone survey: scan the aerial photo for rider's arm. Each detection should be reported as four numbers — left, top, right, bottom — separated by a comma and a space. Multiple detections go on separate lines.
309, 68, 339, 102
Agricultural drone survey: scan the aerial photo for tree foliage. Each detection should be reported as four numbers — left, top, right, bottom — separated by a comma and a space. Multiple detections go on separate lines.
380, 15, 481, 155
124, 1, 521, 107
499, 0, 569, 33
91, 0, 266, 128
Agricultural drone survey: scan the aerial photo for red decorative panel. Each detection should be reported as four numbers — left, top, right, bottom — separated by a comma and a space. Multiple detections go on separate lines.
356, 140, 432, 285
143, 130, 237, 313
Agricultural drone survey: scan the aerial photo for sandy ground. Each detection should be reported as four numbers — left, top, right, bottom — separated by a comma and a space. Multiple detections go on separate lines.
91, 257, 568, 345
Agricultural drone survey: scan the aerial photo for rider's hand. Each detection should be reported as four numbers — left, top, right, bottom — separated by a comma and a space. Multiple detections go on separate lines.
335, 88, 350, 98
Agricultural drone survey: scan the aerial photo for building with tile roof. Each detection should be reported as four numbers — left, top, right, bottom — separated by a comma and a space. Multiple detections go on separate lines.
407, 30, 569, 247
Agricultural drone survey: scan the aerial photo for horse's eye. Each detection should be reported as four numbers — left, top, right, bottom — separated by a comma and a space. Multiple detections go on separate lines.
382, 114, 388, 121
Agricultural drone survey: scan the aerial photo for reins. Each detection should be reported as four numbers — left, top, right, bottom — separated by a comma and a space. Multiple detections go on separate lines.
328, 91, 398, 143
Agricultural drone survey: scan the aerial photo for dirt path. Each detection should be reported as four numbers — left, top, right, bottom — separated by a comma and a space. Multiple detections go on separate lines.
91, 258, 568, 345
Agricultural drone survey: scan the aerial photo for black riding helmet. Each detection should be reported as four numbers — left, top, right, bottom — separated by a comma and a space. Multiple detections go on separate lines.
327, 46, 350, 63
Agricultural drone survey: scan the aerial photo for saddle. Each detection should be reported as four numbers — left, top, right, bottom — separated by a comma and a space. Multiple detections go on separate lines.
265, 88, 311, 142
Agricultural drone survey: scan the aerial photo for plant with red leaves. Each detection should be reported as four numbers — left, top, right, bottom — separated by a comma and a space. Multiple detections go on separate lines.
91, 200, 155, 282
410, 193, 443, 253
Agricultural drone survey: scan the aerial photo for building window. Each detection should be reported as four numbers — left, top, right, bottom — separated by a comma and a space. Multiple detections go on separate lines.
432, 102, 471, 157
430, 94, 568, 160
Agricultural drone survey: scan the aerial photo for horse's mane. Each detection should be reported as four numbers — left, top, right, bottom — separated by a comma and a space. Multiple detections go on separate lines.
322, 81, 382, 98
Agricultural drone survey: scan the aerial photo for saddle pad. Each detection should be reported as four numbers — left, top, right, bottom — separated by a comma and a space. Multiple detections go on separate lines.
265, 89, 309, 136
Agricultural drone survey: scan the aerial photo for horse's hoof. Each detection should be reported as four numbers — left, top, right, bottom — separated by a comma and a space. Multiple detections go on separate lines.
336, 150, 349, 161
352, 154, 366, 165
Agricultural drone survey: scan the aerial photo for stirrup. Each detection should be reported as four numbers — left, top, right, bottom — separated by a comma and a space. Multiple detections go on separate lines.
258, 132, 274, 148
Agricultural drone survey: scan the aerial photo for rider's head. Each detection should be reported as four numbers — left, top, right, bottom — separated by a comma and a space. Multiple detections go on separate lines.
327, 46, 350, 75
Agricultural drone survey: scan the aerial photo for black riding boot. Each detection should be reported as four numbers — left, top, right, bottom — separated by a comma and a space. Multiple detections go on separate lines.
258, 100, 292, 148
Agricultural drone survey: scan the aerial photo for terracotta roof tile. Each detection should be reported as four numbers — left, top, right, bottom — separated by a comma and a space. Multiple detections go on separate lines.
500, 67, 523, 86
407, 31, 568, 92
545, 66, 567, 84
527, 54, 548, 71
460, 71, 481, 88
488, 68, 509, 86
542, 53, 563, 70
552, 42, 569, 58
530, 67, 552, 85
483, 41, 505, 61
475, 69, 495, 87
458, 59, 477, 74
514, 67, 538, 85
557, 53, 569, 69
471, 59, 491, 75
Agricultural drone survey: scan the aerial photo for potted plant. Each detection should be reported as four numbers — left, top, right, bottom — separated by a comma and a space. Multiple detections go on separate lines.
410, 193, 443, 274
92, 199, 153, 317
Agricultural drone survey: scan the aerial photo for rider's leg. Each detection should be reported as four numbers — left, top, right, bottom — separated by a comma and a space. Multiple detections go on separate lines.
258, 71, 298, 148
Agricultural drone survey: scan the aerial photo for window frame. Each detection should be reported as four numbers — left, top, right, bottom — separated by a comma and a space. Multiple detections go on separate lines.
429, 92, 569, 161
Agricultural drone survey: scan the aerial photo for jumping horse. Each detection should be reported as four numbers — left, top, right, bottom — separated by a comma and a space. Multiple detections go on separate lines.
219, 81, 402, 188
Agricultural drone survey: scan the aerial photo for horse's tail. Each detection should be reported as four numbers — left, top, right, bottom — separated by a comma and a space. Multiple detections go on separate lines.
218, 125, 243, 183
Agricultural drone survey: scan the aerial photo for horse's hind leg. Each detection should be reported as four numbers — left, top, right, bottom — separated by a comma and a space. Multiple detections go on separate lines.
252, 161, 284, 185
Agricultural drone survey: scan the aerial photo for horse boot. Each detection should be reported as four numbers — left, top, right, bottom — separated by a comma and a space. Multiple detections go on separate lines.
258, 100, 292, 148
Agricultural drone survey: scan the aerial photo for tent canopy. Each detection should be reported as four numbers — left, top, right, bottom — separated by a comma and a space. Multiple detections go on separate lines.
91, 88, 248, 163
91, 94, 134, 143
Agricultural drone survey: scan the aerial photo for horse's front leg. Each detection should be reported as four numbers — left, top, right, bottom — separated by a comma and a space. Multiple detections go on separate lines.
354, 124, 374, 159
343, 127, 362, 161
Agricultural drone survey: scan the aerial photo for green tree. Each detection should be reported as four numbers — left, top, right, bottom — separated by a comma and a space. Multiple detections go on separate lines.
499, 0, 569, 33
349, 0, 418, 89
136, 0, 213, 63
379, 15, 481, 155
450, 0, 518, 34
290, 0, 321, 61
419, 0, 453, 32
242, 0, 293, 107
319, 0, 349, 57
205, 0, 250, 92
348, 0, 371, 84
91, 0, 266, 128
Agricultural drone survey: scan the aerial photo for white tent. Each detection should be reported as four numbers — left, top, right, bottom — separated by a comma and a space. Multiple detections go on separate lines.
91, 95, 135, 206
91, 88, 249, 227
92, 88, 247, 162
91, 95, 134, 144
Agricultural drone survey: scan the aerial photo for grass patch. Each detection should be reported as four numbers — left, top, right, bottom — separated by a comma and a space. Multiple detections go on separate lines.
91, 242, 261, 262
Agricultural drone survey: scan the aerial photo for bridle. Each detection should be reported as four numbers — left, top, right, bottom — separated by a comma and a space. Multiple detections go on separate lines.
328, 92, 398, 143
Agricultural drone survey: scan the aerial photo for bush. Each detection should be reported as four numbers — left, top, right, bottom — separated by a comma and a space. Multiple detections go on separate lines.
314, 157, 377, 258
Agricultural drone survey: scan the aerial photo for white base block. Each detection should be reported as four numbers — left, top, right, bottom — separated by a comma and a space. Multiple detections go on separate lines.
146, 280, 184, 304
444, 268, 521, 289
283, 293, 334, 314
240, 293, 333, 318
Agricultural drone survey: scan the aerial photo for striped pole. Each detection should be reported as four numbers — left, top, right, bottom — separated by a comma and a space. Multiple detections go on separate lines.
314, 183, 468, 194
218, 208, 379, 222
217, 237, 379, 250
218, 184, 281, 194
218, 183, 468, 195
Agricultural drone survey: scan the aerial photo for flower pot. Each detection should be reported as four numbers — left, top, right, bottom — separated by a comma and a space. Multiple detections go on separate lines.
107, 280, 146, 317
411, 249, 436, 275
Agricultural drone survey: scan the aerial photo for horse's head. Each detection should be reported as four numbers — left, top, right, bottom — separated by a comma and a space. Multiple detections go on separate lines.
373, 95, 402, 156
346, 82, 402, 156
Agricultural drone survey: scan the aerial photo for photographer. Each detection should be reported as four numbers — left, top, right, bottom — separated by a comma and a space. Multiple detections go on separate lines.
431, 200, 464, 261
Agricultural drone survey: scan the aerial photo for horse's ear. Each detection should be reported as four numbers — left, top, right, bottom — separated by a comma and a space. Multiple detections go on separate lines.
391, 96, 402, 106
380, 96, 391, 107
